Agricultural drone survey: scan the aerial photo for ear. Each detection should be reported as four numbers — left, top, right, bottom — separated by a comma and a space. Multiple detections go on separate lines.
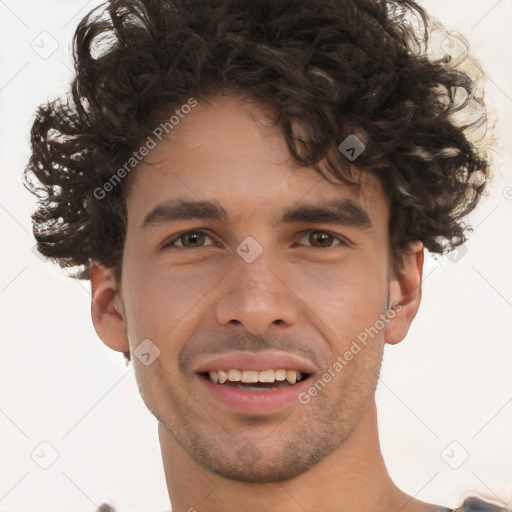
90, 261, 130, 356
385, 241, 424, 345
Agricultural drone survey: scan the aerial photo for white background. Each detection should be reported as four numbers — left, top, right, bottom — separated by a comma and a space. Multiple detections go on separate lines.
0, 1, 511, 511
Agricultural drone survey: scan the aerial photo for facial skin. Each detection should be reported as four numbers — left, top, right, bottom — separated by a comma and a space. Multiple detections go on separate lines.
91, 95, 434, 512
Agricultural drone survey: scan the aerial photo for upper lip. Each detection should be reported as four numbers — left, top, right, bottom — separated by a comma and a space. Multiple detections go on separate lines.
193, 350, 315, 374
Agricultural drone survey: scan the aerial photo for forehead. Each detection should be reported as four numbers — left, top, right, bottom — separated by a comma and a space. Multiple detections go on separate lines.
125, 94, 389, 229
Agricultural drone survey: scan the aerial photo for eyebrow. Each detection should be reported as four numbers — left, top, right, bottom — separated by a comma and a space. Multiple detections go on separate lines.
141, 198, 373, 230
281, 198, 373, 229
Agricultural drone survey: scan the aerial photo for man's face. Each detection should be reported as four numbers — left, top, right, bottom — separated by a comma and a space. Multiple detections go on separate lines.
109, 95, 401, 482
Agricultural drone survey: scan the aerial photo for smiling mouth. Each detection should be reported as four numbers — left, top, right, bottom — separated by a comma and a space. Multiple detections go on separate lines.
199, 369, 310, 390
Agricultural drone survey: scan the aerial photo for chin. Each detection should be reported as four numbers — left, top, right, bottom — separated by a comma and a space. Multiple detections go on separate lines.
192, 439, 333, 484
206, 458, 318, 483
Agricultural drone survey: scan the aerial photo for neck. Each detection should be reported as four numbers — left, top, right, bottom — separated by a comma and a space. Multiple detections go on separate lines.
158, 399, 436, 512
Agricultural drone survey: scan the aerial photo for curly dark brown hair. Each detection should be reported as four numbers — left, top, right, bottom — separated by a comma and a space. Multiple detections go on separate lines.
24, 0, 490, 280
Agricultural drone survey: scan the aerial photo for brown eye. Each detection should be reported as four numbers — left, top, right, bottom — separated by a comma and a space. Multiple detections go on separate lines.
163, 230, 215, 249
181, 232, 206, 247
299, 230, 347, 248
310, 231, 335, 248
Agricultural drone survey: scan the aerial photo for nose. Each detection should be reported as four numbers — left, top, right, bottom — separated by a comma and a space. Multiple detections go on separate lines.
215, 252, 299, 335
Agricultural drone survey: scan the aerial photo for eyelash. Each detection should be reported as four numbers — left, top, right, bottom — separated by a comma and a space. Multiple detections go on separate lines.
161, 229, 349, 249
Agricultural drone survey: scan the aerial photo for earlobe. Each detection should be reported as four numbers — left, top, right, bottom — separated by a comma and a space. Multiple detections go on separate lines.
90, 261, 130, 355
385, 241, 424, 345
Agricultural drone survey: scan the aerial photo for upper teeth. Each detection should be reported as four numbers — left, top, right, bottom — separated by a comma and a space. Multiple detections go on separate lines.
208, 369, 303, 385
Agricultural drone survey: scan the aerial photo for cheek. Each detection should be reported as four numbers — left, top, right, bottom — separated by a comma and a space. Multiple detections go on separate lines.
290, 255, 388, 339
121, 259, 223, 349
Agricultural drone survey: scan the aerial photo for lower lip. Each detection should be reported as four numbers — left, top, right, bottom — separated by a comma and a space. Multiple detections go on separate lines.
199, 375, 310, 413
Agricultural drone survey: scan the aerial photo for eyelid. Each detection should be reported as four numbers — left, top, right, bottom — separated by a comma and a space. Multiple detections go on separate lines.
297, 229, 350, 248
161, 229, 217, 249
161, 228, 350, 250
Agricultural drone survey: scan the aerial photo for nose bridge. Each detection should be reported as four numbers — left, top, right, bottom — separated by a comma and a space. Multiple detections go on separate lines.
215, 244, 299, 333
